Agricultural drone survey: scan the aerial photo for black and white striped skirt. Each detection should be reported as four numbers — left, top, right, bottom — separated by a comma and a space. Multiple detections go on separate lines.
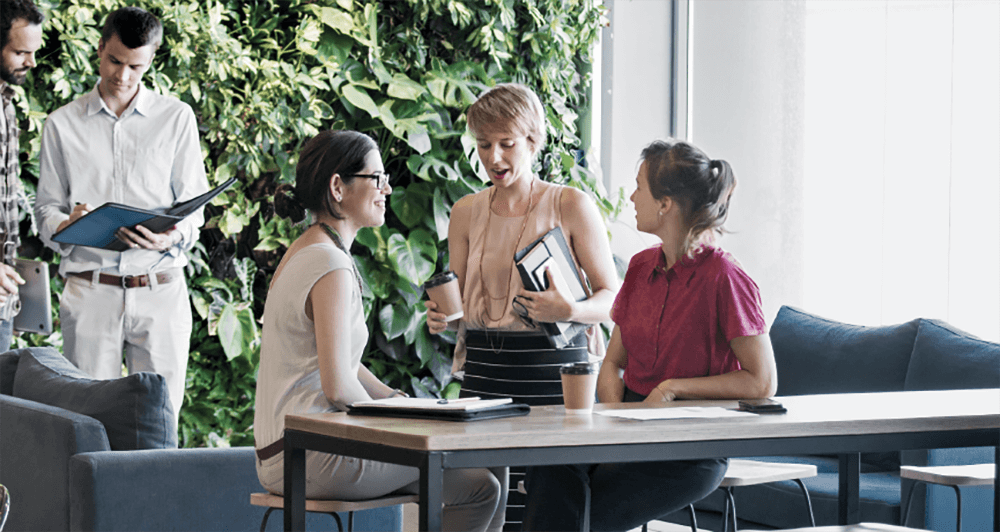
459, 329, 590, 531
460, 329, 590, 405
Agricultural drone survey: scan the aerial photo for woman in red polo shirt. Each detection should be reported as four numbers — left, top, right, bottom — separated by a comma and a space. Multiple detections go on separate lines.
522, 139, 778, 531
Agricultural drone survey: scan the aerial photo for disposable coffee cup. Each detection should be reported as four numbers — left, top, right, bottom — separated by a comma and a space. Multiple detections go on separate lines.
560, 361, 598, 414
424, 271, 464, 322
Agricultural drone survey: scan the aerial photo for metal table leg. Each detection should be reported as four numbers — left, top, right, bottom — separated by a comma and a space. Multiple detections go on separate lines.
284, 444, 306, 531
419, 452, 445, 532
839, 453, 861, 525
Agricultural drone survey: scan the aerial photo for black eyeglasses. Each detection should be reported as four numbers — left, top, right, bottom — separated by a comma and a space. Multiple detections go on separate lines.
347, 172, 391, 189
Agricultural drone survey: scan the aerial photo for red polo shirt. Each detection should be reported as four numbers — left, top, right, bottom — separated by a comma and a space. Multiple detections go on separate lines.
611, 245, 767, 396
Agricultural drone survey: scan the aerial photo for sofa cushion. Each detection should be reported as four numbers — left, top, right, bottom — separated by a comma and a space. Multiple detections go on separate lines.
0, 349, 18, 395
770, 306, 919, 396
904, 319, 1000, 391
11, 347, 176, 450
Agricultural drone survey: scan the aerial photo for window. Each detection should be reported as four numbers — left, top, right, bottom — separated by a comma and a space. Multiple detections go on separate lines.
690, 0, 999, 341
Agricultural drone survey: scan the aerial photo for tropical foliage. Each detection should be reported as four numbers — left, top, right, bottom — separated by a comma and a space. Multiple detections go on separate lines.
12, 0, 614, 447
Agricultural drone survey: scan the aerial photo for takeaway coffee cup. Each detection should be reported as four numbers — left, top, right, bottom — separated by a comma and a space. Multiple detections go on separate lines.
424, 271, 464, 322
560, 361, 598, 414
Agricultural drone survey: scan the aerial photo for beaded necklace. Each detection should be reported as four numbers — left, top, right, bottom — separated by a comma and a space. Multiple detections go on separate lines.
319, 222, 363, 296
478, 177, 536, 326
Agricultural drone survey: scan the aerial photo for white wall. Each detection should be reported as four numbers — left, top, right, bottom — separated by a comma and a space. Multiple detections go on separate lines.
603, 0, 675, 263
688, 0, 807, 325
602, 0, 806, 325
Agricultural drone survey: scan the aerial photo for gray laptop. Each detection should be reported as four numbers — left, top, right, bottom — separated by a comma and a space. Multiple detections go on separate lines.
13, 258, 53, 335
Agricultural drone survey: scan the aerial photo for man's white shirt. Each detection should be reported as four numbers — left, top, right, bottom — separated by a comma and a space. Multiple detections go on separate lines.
35, 83, 208, 276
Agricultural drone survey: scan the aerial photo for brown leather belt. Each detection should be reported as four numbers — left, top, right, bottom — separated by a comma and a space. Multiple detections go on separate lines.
67, 269, 181, 289
256, 438, 283, 461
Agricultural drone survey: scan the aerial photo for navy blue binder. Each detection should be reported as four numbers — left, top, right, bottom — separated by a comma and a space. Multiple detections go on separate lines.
52, 177, 236, 252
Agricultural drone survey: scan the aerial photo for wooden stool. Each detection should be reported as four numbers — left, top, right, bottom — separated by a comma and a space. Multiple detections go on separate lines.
638, 459, 817, 532
717, 459, 818, 532
900, 463, 995, 532
250, 492, 417, 532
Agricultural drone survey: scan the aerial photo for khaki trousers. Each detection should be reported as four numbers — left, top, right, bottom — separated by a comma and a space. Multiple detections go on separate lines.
60, 272, 192, 420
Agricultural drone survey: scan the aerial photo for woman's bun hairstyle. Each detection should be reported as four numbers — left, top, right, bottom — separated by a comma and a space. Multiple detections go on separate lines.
641, 139, 737, 255
273, 183, 306, 223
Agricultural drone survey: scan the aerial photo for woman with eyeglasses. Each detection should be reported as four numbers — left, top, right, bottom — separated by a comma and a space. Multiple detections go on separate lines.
254, 130, 503, 531
424, 83, 619, 527
521, 139, 778, 531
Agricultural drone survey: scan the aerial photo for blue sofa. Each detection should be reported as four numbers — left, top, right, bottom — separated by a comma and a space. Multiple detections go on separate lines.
0, 347, 403, 532
662, 306, 999, 531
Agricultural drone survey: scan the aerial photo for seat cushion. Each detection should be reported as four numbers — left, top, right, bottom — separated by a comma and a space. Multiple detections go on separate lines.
904, 319, 1000, 391
11, 347, 176, 450
770, 306, 919, 396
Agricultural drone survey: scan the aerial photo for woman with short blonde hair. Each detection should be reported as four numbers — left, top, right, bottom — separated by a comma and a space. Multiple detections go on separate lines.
426, 83, 620, 528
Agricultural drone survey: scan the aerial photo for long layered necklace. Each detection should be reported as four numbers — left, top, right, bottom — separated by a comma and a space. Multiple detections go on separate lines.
319, 222, 363, 296
478, 177, 536, 327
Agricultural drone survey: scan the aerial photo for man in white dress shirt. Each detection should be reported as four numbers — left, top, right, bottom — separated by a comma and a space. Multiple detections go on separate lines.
35, 6, 208, 420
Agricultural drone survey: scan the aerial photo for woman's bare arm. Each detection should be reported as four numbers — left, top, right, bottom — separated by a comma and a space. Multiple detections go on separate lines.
645, 334, 778, 402
597, 325, 628, 403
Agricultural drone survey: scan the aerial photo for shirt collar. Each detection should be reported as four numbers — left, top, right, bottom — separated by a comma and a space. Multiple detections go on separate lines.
648, 244, 713, 284
85, 82, 150, 118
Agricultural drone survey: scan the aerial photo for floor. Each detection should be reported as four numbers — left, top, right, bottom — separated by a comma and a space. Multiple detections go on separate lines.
401, 503, 709, 532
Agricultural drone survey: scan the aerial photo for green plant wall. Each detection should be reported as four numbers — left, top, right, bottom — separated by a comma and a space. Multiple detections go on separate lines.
12, 0, 616, 447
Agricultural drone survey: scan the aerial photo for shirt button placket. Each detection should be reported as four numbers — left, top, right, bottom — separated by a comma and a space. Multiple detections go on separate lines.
113, 120, 129, 271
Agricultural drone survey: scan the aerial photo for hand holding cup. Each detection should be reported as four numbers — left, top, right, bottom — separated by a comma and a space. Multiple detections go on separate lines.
424, 271, 463, 334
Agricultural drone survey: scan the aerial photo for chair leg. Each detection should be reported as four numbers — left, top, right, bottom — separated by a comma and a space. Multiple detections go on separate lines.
792, 478, 817, 527
722, 492, 730, 532
328, 511, 345, 532
260, 507, 276, 532
687, 503, 698, 532
901, 480, 921, 527
725, 487, 738, 532
348, 510, 355, 532
641, 524, 648, 532
952, 485, 962, 532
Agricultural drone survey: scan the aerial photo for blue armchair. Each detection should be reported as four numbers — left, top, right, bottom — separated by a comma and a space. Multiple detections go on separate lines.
0, 347, 402, 531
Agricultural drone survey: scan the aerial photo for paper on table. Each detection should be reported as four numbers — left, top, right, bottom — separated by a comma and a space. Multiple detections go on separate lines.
596, 407, 758, 421
349, 397, 513, 412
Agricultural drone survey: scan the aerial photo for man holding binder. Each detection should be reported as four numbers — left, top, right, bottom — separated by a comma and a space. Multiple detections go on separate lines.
35, 6, 208, 419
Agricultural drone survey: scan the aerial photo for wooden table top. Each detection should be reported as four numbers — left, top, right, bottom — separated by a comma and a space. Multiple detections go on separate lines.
285, 389, 1000, 452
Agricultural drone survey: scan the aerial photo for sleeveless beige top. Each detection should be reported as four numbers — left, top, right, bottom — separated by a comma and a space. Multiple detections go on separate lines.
452, 181, 604, 373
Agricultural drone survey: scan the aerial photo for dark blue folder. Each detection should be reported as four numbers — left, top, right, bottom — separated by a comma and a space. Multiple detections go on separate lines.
52, 177, 236, 252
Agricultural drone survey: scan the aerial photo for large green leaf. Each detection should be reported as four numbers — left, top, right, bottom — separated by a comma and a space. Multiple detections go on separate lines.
432, 188, 451, 241
341, 84, 380, 118
216, 303, 257, 362
378, 303, 413, 341
389, 183, 433, 229
387, 73, 426, 101
314, 6, 354, 35
387, 229, 436, 286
